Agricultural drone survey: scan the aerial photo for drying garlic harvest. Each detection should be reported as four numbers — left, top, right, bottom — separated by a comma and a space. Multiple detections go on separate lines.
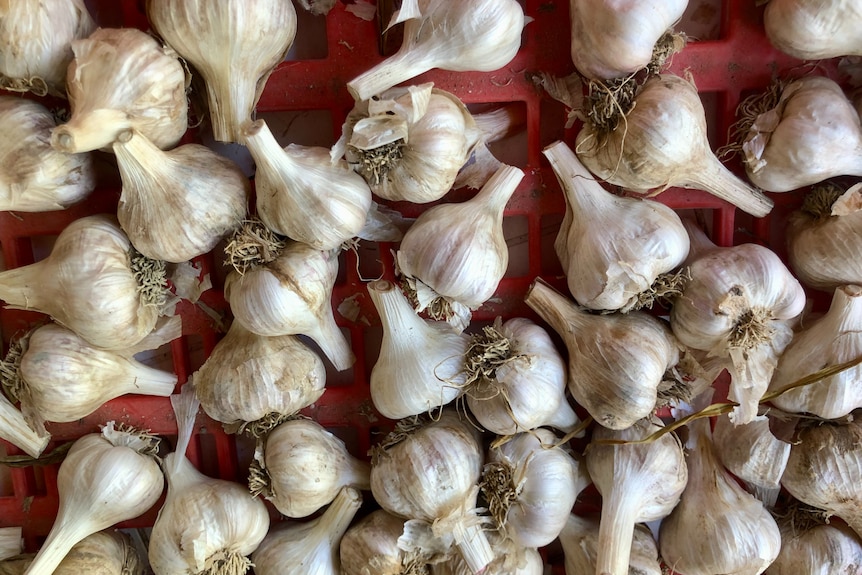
0, 97, 94, 212
370, 412, 494, 574
250, 418, 370, 518
659, 416, 781, 575
569, 0, 688, 80
544, 140, 689, 312
741, 76, 862, 192
113, 129, 249, 263
576, 74, 773, 217
764, 0, 862, 60
194, 321, 326, 434
242, 119, 371, 251
252, 487, 362, 575
525, 278, 680, 430
147, 0, 297, 143
340, 510, 444, 575
367, 280, 467, 420
51, 27, 188, 154
765, 522, 862, 575
559, 514, 662, 575
23, 423, 164, 575
464, 317, 581, 435
0, 0, 94, 96
0, 214, 164, 351
396, 164, 523, 331
148, 388, 269, 575
586, 418, 687, 575
346, 0, 525, 101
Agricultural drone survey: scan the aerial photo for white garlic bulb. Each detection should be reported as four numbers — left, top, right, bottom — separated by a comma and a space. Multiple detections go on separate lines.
243, 119, 371, 251
53, 530, 144, 575
0, 97, 94, 212
765, 522, 862, 575
113, 129, 249, 263
340, 510, 442, 575
559, 514, 662, 575
147, 0, 297, 143
51, 28, 188, 154
764, 0, 862, 60
544, 139, 689, 312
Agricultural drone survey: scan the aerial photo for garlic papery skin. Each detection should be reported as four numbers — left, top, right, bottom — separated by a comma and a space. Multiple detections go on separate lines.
524, 278, 680, 430
430, 537, 543, 575
148, 388, 270, 575
659, 417, 782, 575
767, 285, 862, 419
586, 418, 687, 575
464, 317, 581, 435
340, 510, 436, 575
367, 280, 468, 420
147, 0, 296, 143
576, 74, 774, 217
669, 221, 806, 424
742, 76, 862, 192
396, 164, 523, 330
113, 129, 248, 263
250, 418, 370, 518
544, 139, 689, 312
559, 514, 662, 575
23, 423, 164, 575
0, 214, 162, 351
370, 412, 495, 574
482, 429, 589, 549
569, 0, 688, 80
0, 0, 94, 97
51, 28, 188, 154
765, 523, 862, 575
0, 97, 95, 212
781, 420, 862, 538
194, 321, 326, 434
0, 391, 48, 459
764, 0, 862, 60
346, 0, 525, 101
53, 530, 144, 575
0, 528, 21, 561
252, 487, 362, 575
242, 120, 371, 251
224, 242, 354, 371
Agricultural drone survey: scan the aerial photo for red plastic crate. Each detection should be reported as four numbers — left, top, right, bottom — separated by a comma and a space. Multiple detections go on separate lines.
0, 0, 846, 571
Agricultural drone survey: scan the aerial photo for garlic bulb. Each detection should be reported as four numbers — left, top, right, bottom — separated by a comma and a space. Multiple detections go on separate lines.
0, 97, 94, 212
569, 0, 688, 80
576, 74, 773, 217
559, 514, 662, 575
742, 76, 862, 192
464, 317, 581, 435
524, 278, 680, 430
194, 321, 326, 434
0, 214, 163, 351
765, 522, 862, 575
148, 387, 269, 575
113, 129, 248, 263
252, 487, 362, 575
347, 0, 525, 101
396, 164, 523, 331
367, 280, 468, 420
764, 0, 862, 60
340, 510, 442, 575
787, 184, 862, 290
370, 412, 494, 574
482, 429, 589, 549
55, 530, 144, 575
337, 83, 481, 203
587, 418, 687, 575
544, 139, 689, 312
0, 0, 94, 96
250, 418, 370, 518
147, 0, 297, 143
669, 221, 806, 424
51, 27, 188, 154
781, 420, 862, 538
430, 537, 543, 575
242, 119, 371, 251
225, 240, 354, 371
23, 423, 164, 575
659, 417, 781, 575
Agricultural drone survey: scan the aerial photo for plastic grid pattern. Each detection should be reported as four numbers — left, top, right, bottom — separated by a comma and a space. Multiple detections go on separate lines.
0, 0, 839, 569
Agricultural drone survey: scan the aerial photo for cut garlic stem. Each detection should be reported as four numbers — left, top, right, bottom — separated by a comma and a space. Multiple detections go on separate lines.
348, 46, 431, 101
597, 488, 639, 575
472, 104, 525, 143
0, 393, 48, 458
451, 521, 494, 575
51, 109, 130, 154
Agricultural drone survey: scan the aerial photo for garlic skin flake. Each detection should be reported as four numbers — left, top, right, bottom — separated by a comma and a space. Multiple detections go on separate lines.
113, 130, 249, 263
51, 28, 188, 154
0, 97, 94, 212
764, 0, 862, 60
559, 515, 662, 575
765, 523, 862, 575
347, 0, 525, 101
147, 0, 297, 143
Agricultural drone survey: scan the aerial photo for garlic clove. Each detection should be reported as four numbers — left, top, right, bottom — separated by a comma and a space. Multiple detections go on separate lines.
764, 0, 862, 60
559, 514, 662, 575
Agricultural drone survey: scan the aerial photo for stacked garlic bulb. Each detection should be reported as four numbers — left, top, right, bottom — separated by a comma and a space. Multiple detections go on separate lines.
764, 0, 862, 60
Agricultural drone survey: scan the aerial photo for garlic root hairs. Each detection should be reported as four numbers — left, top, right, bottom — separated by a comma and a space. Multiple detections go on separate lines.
0, 75, 51, 97
479, 460, 519, 532
801, 182, 844, 218
223, 218, 287, 275
719, 78, 787, 160
130, 248, 168, 308
620, 267, 692, 313
200, 548, 252, 575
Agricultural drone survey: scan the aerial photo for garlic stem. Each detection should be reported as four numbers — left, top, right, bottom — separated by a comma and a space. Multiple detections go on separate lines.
206, 76, 256, 143
324, 487, 364, 547
307, 314, 353, 372
451, 520, 495, 575
687, 156, 772, 219
0, 265, 47, 311
596, 488, 639, 575
51, 109, 130, 153
0, 393, 48, 458
25, 518, 85, 575
523, 278, 584, 334
348, 46, 434, 101
476, 164, 523, 213
472, 104, 525, 143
